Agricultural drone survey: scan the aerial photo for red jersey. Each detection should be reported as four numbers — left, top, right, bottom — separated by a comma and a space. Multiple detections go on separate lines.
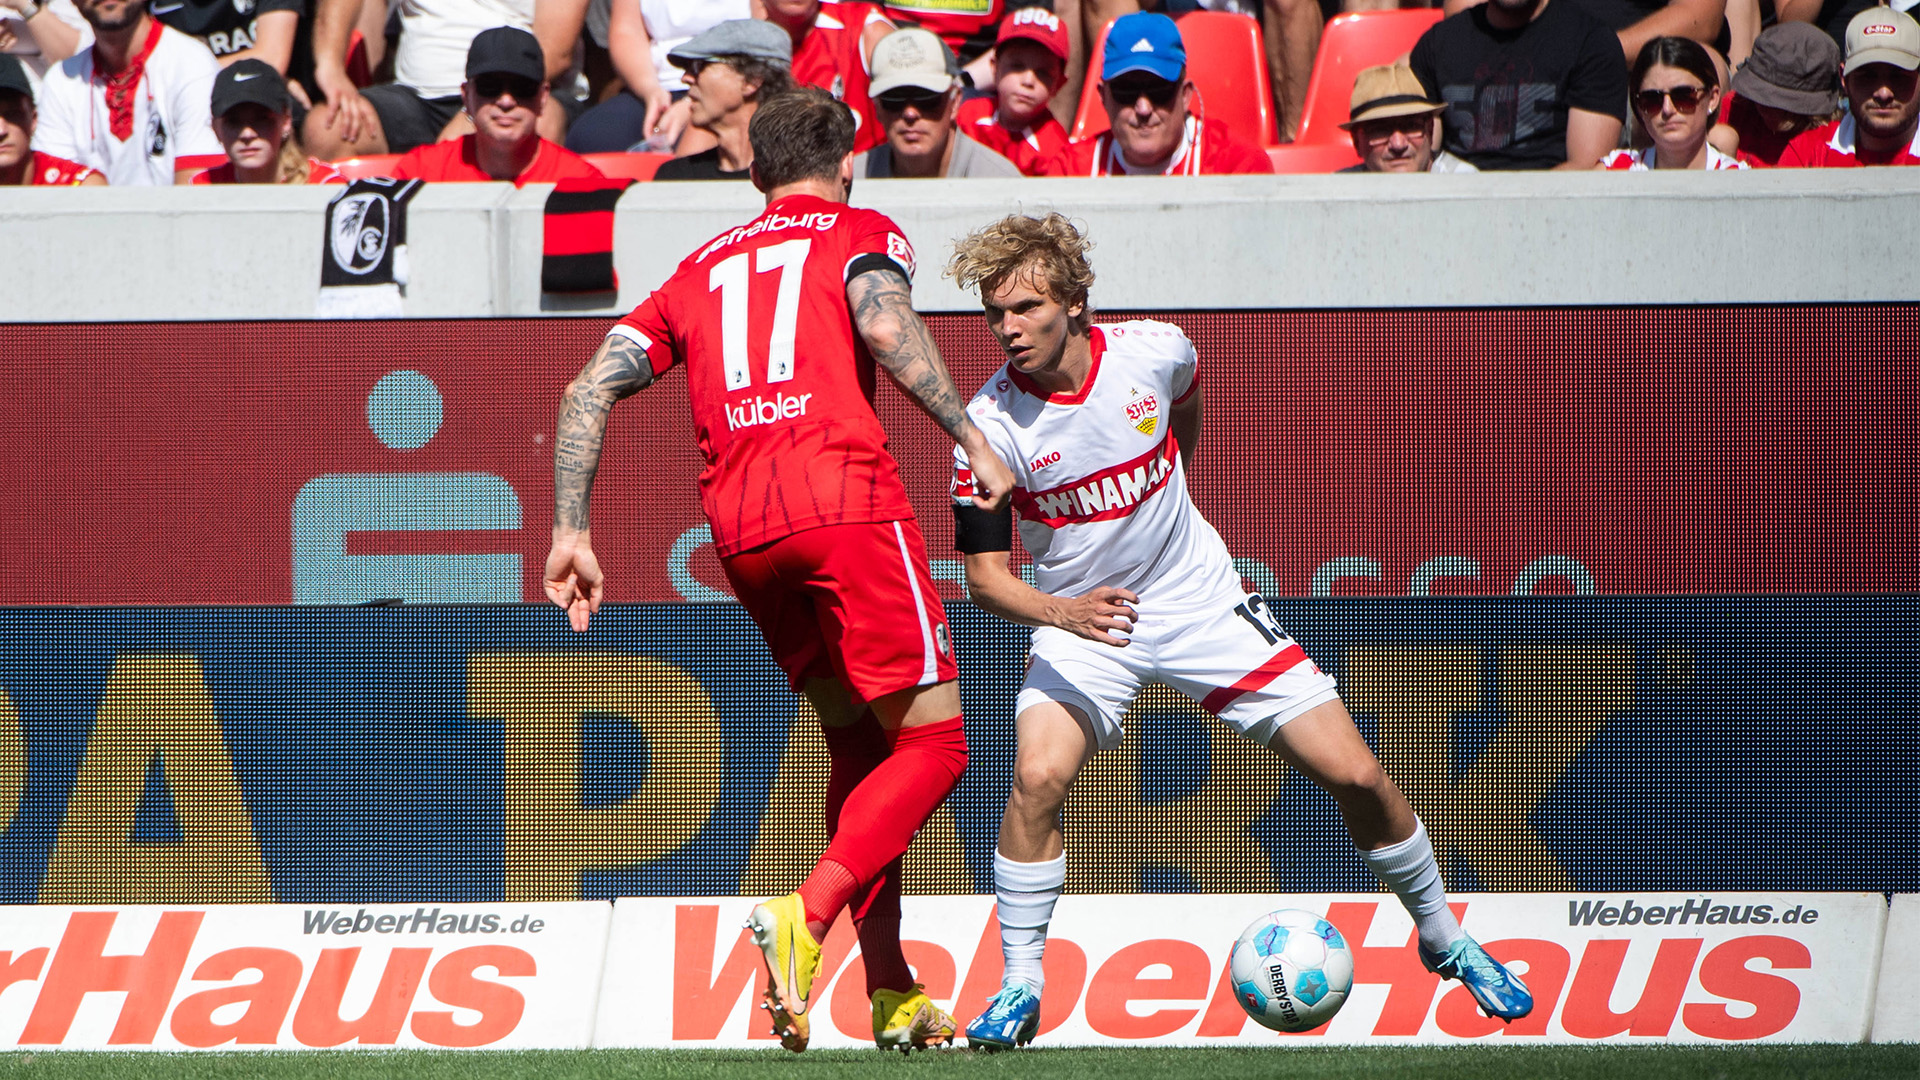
390, 135, 605, 185
27, 151, 99, 186
190, 159, 348, 184
614, 194, 919, 555
956, 96, 1069, 176
1720, 93, 1800, 168
1038, 116, 1273, 177
791, 1, 892, 153
1778, 115, 1920, 168
881, 0, 1001, 61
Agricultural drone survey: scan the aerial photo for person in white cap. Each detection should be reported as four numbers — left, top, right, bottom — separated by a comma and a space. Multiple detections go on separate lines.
851, 24, 1019, 177
1337, 62, 1477, 173
1780, 6, 1920, 166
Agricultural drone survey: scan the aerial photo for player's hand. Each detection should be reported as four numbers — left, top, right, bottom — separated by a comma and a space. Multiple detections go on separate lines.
1052, 586, 1139, 647
965, 440, 1016, 513
543, 536, 605, 633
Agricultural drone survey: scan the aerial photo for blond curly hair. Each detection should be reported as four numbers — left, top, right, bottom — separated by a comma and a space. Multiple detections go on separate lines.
945, 213, 1095, 318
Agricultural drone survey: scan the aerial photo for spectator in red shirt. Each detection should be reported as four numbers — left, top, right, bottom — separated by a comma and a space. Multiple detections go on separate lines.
1721, 22, 1842, 166
762, 0, 893, 152
192, 59, 346, 183
1780, 8, 1920, 167
0, 52, 103, 184
390, 26, 606, 184
1038, 12, 1271, 176
954, 4, 1070, 175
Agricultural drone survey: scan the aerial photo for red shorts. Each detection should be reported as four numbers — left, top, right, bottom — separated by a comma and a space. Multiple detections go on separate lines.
721, 518, 958, 701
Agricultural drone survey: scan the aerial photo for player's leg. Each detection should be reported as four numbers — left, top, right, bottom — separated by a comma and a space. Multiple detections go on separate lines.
1266, 701, 1534, 1021
967, 632, 1135, 1050
743, 520, 968, 1050
965, 698, 1096, 1050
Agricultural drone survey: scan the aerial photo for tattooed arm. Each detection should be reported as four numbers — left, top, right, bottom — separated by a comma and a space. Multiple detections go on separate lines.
846, 268, 1014, 511
544, 331, 655, 632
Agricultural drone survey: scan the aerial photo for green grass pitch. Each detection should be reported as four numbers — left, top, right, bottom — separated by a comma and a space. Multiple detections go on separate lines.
2, 1046, 1915, 1080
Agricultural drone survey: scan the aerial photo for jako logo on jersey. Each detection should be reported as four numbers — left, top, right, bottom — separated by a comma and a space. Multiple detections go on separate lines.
697, 211, 840, 262
1020, 437, 1177, 524
1125, 391, 1160, 436
1029, 450, 1061, 471
727, 392, 814, 431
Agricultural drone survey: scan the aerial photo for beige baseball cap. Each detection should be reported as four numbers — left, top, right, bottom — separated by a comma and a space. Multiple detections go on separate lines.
1844, 7, 1920, 75
868, 27, 958, 97
1339, 63, 1445, 129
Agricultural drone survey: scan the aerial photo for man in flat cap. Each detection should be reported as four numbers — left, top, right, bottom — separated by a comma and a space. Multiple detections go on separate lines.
1339, 63, 1477, 173
655, 19, 794, 180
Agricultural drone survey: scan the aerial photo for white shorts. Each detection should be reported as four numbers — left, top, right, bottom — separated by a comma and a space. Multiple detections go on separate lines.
1015, 591, 1341, 752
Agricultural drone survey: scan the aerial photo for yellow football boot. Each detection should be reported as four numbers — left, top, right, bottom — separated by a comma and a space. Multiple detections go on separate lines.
871, 983, 957, 1052
745, 894, 821, 1052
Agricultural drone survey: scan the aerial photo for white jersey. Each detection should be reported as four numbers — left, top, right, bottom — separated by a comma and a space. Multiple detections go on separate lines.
31, 23, 223, 186
394, 0, 536, 99
954, 320, 1241, 612
640, 0, 752, 92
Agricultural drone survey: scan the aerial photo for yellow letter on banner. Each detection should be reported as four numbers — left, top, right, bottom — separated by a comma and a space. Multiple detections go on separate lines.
1343, 644, 1635, 891
1064, 683, 1291, 893
739, 702, 969, 896
471, 653, 725, 901
40, 654, 274, 903
0, 689, 21, 836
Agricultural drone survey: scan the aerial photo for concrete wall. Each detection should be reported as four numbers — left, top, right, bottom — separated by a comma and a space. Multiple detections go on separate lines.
5, 169, 1917, 321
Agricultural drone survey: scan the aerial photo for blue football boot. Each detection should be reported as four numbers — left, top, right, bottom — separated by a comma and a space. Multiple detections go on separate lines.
964, 981, 1041, 1051
1420, 934, 1534, 1021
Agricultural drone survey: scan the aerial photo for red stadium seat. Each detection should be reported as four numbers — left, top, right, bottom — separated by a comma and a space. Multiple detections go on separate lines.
330, 154, 401, 179
1267, 141, 1363, 173
1293, 9, 1444, 146
1071, 12, 1280, 149
581, 152, 673, 181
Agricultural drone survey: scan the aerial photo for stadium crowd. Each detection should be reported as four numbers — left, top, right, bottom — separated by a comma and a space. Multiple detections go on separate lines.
3, 0, 1916, 186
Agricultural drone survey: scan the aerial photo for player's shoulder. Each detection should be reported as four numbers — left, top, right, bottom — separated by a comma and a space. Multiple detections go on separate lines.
1096, 319, 1193, 354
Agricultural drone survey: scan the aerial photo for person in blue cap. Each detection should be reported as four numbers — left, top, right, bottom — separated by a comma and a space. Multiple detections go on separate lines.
1035, 12, 1271, 176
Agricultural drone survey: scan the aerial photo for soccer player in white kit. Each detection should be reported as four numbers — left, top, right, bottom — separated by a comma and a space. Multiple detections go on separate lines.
945, 214, 1534, 1049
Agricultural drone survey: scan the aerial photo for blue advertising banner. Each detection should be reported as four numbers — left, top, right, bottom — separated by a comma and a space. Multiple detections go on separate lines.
0, 599, 1909, 905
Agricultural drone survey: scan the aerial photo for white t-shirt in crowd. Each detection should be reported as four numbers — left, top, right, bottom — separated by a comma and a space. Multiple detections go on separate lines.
394, 0, 536, 99
640, 0, 750, 90
2, 0, 93, 84
31, 22, 223, 186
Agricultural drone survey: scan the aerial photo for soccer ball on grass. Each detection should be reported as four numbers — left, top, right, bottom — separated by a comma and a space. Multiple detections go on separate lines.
1229, 909, 1354, 1033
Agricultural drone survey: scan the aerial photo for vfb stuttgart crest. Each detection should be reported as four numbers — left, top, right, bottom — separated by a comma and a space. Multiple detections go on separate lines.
1124, 387, 1160, 436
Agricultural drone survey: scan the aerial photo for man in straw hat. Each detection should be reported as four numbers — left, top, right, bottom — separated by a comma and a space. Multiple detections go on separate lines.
1339, 62, 1477, 173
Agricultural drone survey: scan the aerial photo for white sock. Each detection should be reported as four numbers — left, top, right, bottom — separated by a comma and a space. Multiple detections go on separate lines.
993, 850, 1065, 995
1358, 818, 1462, 953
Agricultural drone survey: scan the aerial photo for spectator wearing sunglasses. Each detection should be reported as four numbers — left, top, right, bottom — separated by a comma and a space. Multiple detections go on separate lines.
1411, 0, 1628, 170
851, 25, 1019, 177
1719, 22, 1841, 167
1038, 12, 1270, 176
1337, 63, 1476, 174
1603, 36, 1746, 168
654, 18, 793, 179
1779, 8, 1920, 167
390, 26, 604, 183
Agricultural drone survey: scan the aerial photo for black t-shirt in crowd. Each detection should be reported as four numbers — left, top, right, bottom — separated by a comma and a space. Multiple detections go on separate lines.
1409, 0, 1630, 170
651, 147, 752, 181
1558, 0, 1661, 32
153, 0, 304, 59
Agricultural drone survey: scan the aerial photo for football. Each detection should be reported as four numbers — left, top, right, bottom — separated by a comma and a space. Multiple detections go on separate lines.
1229, 909, 1355, 1033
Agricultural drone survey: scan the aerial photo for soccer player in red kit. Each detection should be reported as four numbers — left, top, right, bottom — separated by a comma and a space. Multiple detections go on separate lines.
542, 86, 1014, 1054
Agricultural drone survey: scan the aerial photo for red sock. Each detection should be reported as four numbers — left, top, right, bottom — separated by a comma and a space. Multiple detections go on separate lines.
854, 860, 913, 995
807, 716, 968, 927
822, 710, 890, 838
